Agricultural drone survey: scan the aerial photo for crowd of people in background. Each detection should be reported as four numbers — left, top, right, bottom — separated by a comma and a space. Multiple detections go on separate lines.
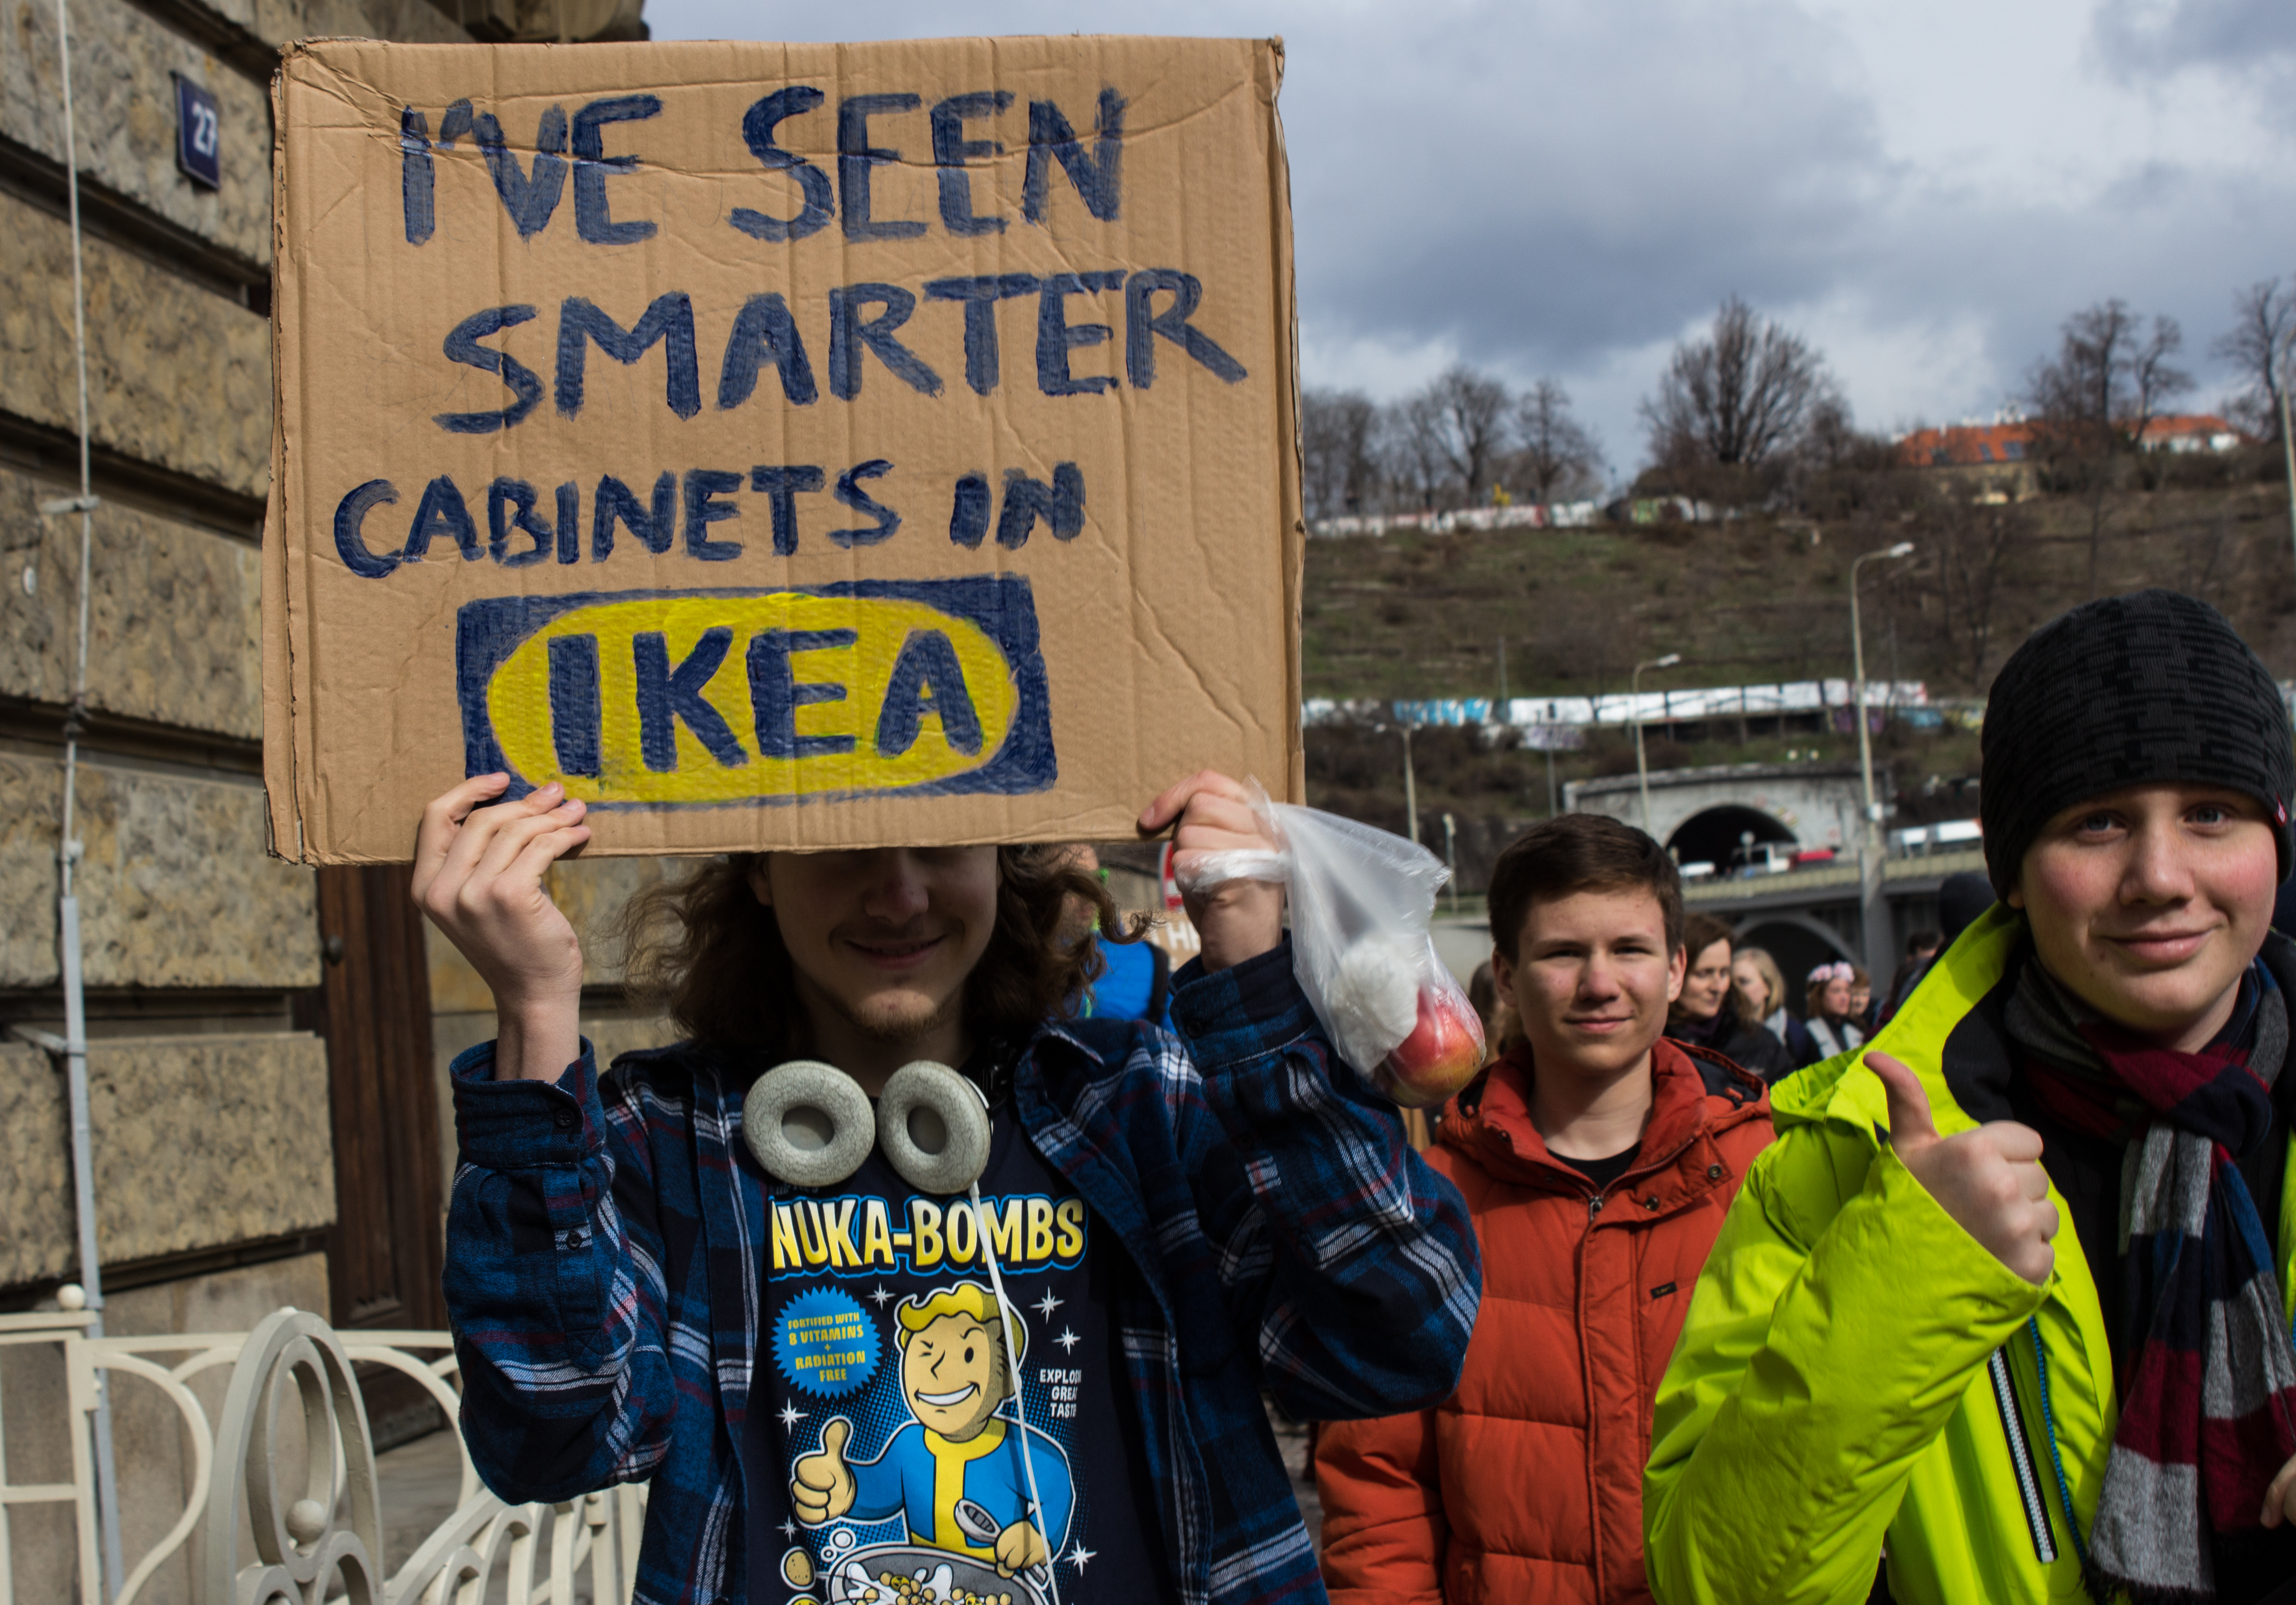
1312, 590, 2296, 1605
419, 588, 2296, 1605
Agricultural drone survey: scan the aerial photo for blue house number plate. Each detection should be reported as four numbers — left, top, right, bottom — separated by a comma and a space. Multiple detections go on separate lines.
175, 74, 219, 190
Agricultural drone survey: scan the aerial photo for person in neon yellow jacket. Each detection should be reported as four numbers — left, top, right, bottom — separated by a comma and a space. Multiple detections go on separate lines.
1646, 591, 2296, 1605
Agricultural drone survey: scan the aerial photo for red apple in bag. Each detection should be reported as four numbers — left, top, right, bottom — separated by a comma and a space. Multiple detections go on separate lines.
1378, 983, 1486, 1108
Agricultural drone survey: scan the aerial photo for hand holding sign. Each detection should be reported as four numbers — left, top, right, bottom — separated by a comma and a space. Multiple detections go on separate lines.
790, 1418, 856, 1526
412, 774, 589, 1082
1867, 1051, 2056, 1285
1139, 770, 1284, 973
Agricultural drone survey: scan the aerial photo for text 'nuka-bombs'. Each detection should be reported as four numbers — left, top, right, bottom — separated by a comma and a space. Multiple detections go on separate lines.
263, 37, 1303, 862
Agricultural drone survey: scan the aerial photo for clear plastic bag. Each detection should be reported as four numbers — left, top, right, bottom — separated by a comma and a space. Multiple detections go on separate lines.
1176, 782, 1486, 1108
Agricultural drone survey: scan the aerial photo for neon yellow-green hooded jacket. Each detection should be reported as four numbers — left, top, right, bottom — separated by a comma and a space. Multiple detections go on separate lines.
1643, 907, 2296, 1604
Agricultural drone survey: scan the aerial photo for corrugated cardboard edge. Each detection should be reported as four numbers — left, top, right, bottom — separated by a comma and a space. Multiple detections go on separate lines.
263, 37, 1307, 857
260, 55, 302, 863
1261, 36, 1307, 807
269, 42, 385, 864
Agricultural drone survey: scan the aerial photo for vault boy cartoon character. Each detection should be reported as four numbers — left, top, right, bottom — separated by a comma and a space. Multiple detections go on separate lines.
790, 1283, 1074, 1576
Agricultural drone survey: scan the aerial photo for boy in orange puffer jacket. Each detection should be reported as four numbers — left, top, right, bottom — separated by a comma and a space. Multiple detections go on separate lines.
1315, 814, 1773, 1604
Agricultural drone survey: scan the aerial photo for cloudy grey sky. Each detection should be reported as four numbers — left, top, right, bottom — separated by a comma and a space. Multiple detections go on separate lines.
647, 0, 2296, 480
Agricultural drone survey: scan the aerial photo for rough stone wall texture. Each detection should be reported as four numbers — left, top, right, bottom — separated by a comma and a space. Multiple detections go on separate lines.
0, 755, 317, 987
232, 0, 472, 45
0, 1045, 76, 1286
5, 0, 275, 266
0, 1033, 333, 1284
0, 469, 263, 738
0, 192, 270, 499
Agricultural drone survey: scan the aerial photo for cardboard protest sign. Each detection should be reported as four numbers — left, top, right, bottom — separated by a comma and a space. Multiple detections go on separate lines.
263, 36, 1302, 862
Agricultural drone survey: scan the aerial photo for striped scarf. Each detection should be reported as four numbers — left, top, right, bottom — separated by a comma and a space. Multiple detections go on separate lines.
2010, 959, 2296, 1603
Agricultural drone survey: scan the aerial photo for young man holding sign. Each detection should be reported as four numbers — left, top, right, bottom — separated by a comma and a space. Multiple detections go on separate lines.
1645, 592, 2296, 1604
419, 768, 1479, 1605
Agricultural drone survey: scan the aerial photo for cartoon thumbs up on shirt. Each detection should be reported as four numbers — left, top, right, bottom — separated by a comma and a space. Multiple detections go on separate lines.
791, 1418, 856, 1524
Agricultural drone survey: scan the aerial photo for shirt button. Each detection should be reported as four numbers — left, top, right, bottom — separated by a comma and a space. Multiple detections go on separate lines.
553, 1108, 577, 1132
1706, 1164, 1726, 1181
1643, 1195, 1661, 1211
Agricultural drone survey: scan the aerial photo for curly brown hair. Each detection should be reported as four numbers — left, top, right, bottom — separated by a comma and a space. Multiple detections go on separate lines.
615, 846, 1150, 1059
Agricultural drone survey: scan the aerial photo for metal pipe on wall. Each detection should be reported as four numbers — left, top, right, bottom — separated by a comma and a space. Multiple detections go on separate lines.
43, 0, 124, 1591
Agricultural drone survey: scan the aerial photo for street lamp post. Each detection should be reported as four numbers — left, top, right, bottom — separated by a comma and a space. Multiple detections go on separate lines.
1852, 541, 1916, 971
1402, 720, 1419, 848
1632, 653, 1682, 837
2277, 325, 2296, 582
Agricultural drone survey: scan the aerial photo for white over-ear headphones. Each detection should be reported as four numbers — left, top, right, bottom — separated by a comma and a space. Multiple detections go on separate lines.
741, 1058, 993, 1195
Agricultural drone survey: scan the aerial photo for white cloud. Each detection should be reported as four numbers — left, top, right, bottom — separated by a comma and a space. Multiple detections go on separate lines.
644, 0, 2296, 464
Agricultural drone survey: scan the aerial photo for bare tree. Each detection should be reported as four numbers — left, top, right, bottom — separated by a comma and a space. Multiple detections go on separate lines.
1407, 365, 1513, 504
2026, 299, 2193, 588
1640, 295, 1835, 470
1301, 388, 1381, 520
1508, 379, 1603, 503
1380, 394, 1448, 511
2213, 278, 2295, 443
1921, 494, 2031, 693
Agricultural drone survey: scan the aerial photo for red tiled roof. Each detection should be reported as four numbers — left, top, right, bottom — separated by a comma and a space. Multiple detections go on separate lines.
1895, 422, 2033, 468
2135, 413, 2245, 445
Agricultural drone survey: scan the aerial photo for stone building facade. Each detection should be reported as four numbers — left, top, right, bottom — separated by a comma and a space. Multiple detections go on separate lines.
0, 0, 640, 1593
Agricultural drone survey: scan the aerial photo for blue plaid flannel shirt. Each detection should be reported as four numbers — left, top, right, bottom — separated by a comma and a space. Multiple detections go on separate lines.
444, 941, 1480, 1605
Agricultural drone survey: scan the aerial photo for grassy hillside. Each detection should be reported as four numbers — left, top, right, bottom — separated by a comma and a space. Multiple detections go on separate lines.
1299, 460, 2296, 857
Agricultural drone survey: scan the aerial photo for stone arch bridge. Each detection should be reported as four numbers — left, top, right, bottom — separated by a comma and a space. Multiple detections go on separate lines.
1563, 761, 1877, 872
1562, 761, 1981, 979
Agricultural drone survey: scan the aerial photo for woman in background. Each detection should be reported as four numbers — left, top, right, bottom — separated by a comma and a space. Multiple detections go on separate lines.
1732, 947, 1790, 1046
1669, 914, 1793, 1081
1788, 960, 1868, 1067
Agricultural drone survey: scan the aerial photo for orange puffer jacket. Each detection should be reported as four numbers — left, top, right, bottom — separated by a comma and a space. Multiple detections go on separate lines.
1315, 1037, 1773, 1605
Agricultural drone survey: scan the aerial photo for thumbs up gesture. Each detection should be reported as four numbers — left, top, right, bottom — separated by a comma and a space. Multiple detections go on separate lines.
1867, 1052, 2057, 1286
791, 1419, 856, 1524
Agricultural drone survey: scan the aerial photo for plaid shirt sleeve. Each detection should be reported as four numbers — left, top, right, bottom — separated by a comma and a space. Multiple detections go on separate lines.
1167, 943, 1482, 1423
443, 1038, 679, 1504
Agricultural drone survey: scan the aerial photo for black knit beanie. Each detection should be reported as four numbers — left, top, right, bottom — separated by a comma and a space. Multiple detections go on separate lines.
1981, 590, 2294, 898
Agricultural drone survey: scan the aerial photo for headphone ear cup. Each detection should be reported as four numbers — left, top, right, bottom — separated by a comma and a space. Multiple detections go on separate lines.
743, 1060, 875, 1188
877, 1061, 992, 1196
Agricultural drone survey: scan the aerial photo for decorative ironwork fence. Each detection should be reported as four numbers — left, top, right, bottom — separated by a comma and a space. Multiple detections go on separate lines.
0, 1303, 647, 1604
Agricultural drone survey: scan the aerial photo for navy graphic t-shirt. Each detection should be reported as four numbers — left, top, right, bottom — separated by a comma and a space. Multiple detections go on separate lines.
746, 1094, 1172, 1605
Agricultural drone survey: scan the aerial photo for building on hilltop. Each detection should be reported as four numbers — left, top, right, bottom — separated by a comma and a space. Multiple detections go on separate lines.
1, 0, 640, 1594
1895, 418, 2038, 501
1896, 419, 2034, 468
2134, 413, 2249, 453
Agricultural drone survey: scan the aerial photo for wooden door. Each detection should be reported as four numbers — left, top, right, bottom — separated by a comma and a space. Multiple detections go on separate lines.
301, 864, 447, 1334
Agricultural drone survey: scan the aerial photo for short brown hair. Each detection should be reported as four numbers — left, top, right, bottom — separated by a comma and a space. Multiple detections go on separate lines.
1680, 912, 1734, 964
617, 847, 1145, 1063
1487, 814, 1684, 962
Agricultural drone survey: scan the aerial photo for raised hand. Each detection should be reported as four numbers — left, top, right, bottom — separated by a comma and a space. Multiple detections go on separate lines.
1868, 1052, 2057, 1286
1137, 770, 1284, 972
411, 774, 589, 1081
994, 1517, 1048, 1577
790, 1418, 856, 1526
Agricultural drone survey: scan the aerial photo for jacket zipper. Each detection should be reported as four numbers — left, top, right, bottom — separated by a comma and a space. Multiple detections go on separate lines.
1986, 1347, 2058, 1565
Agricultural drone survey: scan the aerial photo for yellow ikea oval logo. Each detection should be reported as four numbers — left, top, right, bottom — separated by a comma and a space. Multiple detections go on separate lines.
455, 579, 1055, 809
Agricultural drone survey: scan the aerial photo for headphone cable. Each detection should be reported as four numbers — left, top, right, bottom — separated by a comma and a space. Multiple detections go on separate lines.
971, 1180, 1065, 1605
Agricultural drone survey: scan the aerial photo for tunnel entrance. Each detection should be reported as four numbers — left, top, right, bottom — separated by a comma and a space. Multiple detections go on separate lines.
1667, 805, 1798, 874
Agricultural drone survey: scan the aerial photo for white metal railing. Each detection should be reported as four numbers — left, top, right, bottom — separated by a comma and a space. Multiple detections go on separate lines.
0, 1301, 646, 1604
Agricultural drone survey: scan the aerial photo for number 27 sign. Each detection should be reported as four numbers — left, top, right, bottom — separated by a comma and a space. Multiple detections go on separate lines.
174, 73, 219, 190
